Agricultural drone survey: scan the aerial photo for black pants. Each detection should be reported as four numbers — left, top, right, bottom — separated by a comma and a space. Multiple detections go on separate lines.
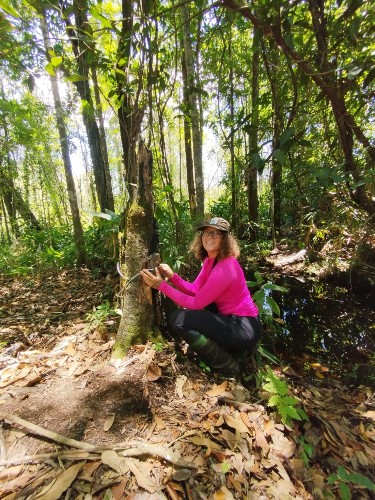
169, 309, 261, 353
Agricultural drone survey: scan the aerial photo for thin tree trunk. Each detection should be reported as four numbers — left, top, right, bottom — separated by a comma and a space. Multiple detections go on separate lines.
228, 32, 236, 231
263, 38, 283, 247
247, 27, 261, 242
181, 51, 197, 218
116, 0, 144, 206
92, 65, 114, 212
40, 15, 87, 267
0, 81, 41, 235
60, 0, 114, 213
181, 4, 204, 221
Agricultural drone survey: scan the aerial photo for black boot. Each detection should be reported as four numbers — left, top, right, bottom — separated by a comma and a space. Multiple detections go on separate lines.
185, 330, 241, 378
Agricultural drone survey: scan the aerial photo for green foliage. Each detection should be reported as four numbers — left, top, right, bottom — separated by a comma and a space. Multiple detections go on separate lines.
247, 271, 288, 322
85, 301, 119, 331
152, 341, 165, 352
154, 186, 194, 270
0, 226, 75, 275
327, 466, 375, 500
260, 367, 309, 426
198, 360, 211, 373
298, 436, 315, 467
85, 210, 120, 271
0, 213, 119, 276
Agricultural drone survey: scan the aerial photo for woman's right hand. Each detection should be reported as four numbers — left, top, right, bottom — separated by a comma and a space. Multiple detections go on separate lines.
158, 263, 174, 280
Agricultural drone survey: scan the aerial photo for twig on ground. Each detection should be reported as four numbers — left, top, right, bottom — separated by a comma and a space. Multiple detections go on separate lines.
0, 412, 196, 469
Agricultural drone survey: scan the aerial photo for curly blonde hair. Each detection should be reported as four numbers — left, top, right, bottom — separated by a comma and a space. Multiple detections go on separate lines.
190, 231, 240, 262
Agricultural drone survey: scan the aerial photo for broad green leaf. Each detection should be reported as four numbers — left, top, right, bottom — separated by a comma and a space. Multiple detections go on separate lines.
279, 127, 294, 146
297, 408, 309, 421
281, 395, 299, 406
339, 481, 351, 500
347, 65, 362, 79
346, 472, 375, 490
66, 74, 89, 83
266, 296, 280, 316
267, 394, 282, 407
257, 346, 279, 364
338, 466, 350, 480
273, 149, 287, 165
45, 62, 56, 76
0, 0, 20, 17
280, 404, 302, 423
51, 56, 62, 67
89, 6, 112, 29
86, 210, 113, 221
262, 283, 288, 292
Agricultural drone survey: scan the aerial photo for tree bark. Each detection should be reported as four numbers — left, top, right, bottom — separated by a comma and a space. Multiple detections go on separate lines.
181, 4, 204, 221
60, 0, 114, 213
116, 0, 144, 206
181, 50, 197, 218
114, 142, 159, 356
92, 65, 114, 212
247, 27, 261, 242
40, 14, 87, 267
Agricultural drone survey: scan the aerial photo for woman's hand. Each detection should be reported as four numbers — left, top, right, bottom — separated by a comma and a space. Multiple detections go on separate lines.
158, 263, 174, 280
140, 267, 164, 289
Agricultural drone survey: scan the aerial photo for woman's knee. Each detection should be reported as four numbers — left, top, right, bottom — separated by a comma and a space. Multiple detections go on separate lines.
168, 309, 186, 333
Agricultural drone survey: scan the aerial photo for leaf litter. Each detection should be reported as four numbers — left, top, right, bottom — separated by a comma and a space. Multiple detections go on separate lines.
0, 270, 374, 499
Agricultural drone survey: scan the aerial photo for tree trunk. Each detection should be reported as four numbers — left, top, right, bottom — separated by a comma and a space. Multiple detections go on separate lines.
40, 15, 87, 267
0, 163, 41, 234
116, 0, 144, 206
263, 38, 283, 247
228, 32, 236, 232
92, 65, 114, 212
60, 0, 114, 213
247, 27, 261, 242
181, 51, 197, 219
181, 4, 204, 221
0, 81, 41, 235
114, 141, 159, 356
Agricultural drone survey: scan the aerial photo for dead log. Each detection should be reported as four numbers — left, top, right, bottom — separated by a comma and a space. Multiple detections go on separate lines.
275, 248, 308, 268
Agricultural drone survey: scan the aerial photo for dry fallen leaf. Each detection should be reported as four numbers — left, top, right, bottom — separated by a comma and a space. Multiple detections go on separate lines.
101, 449, 130, 475
213, 485, 235, 499
224, 414, 249, 434
147, 363, 162, 381
103, 413, 115, 431
124, 457, 159, 493
32, 462, 84, 500
175, 375, 188, 399
206, 381, 228, 397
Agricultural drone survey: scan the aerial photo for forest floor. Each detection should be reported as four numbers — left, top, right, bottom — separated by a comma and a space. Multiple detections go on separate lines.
0, 260, 374, 499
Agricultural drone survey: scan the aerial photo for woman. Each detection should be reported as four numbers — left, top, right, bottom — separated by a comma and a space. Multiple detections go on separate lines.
141, 217, 261, 377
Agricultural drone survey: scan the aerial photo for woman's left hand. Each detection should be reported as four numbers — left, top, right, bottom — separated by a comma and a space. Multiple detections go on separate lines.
140, 267, 164, 289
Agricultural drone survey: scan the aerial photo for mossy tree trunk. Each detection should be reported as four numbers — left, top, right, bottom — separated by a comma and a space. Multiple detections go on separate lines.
113, 141, 159, 357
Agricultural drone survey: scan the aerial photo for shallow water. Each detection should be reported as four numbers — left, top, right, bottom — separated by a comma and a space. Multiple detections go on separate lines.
265, 276, 375, 370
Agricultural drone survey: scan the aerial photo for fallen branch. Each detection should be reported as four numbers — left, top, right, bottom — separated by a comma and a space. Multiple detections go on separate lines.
0, 450, 97, 467
0, 411, 97, 452
276, 249, 308, 268
218, 397, 264, 413
0, 412, 196, 469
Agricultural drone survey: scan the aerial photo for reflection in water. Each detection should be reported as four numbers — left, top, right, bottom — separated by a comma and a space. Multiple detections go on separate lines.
269, 276, 375, 368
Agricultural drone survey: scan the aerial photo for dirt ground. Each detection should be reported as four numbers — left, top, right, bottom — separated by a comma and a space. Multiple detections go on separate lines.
0, 268, 374, 499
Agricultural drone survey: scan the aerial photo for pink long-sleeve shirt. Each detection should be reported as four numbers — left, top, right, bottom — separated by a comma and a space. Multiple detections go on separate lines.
158, 256, 259, 317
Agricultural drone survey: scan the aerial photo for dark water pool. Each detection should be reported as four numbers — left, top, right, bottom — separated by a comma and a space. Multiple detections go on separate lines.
264, 275, 375, 370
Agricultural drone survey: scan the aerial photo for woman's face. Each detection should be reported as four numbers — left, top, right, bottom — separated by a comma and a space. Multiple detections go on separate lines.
201, 226, 223, 257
